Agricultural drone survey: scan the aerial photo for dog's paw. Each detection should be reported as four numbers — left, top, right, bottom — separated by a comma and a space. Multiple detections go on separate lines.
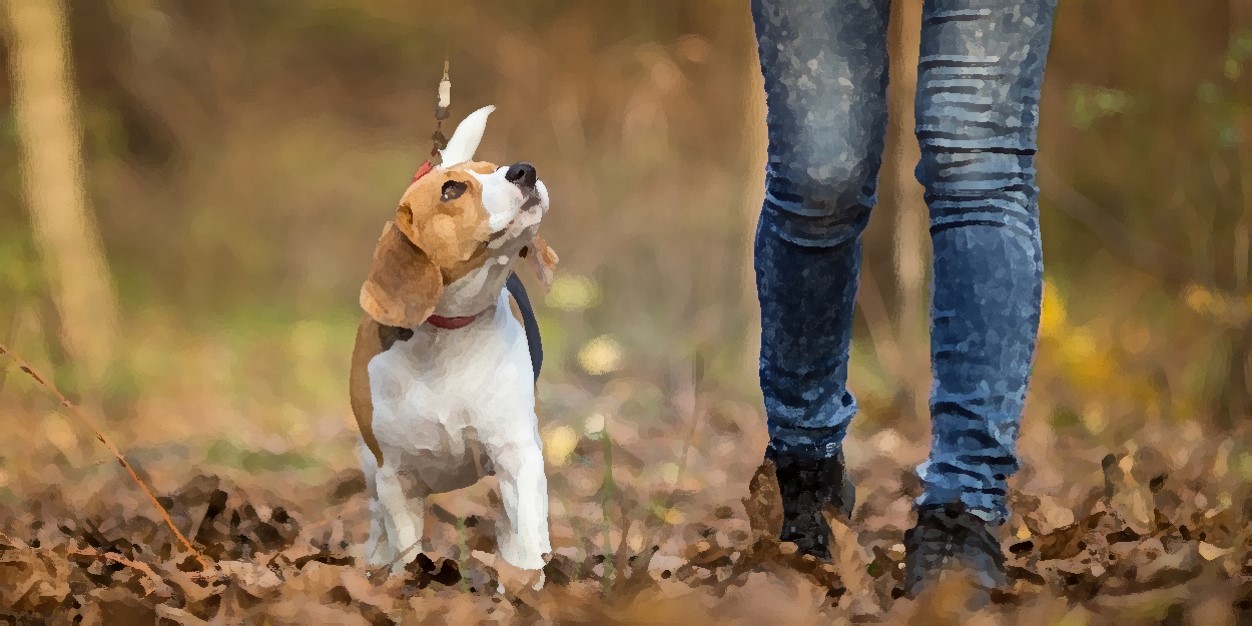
473, 549, 547, 595
362, 542, 421, 577
388, 548, 423, 577
495, 565, 545, 595
364, 545, 398, 570
495, 571, 545, 595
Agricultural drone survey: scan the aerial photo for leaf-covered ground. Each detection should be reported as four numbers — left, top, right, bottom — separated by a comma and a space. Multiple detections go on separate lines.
0, 411, 1248, 625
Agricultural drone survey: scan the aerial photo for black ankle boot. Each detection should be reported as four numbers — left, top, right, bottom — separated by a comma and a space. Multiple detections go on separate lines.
902, 503, 1006, 598
766, 448, 855, 560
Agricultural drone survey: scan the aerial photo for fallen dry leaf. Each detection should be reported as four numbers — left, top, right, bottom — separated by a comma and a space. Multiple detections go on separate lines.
744, 460, 783, 541
0, 421, 1246, 625
1198, 541, 1232, 562
829, 515, 882, 617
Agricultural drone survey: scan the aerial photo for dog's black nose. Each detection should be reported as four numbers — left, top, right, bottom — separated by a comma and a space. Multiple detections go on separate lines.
505, 162, 537, 190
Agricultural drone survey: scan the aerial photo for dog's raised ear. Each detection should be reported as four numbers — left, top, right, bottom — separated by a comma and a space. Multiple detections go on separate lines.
439, 104, 494, 167
521, 234, 559, 293
360, 221, 443, 328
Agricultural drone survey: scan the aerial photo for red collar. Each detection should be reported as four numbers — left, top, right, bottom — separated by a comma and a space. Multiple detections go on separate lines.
425, 312, 484, 330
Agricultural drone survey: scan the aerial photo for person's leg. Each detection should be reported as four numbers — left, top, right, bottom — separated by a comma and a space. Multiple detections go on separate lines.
904, 0, 1058, 595
750, 0, 891, 558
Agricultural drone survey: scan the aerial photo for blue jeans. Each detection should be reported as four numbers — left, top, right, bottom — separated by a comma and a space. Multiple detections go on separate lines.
752, 0, 1056, 524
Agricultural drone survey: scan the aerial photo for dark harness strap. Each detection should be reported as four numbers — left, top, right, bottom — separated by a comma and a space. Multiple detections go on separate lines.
505, 272, 543, 381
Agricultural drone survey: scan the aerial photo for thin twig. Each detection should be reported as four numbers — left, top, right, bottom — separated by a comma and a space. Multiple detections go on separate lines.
72, 546, 174, 596
154, 604, 210, 626
669, 351, 705, 496
0, 343, 211, 571
376, 537, 424, 576
639, 351, 708, 564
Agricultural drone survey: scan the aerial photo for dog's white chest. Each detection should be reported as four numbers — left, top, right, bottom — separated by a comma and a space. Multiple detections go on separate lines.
365, 295, 535, 491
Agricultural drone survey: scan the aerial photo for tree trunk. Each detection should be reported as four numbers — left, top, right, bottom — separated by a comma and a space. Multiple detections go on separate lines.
3, 0, 120, 392
886, 0, 929, 423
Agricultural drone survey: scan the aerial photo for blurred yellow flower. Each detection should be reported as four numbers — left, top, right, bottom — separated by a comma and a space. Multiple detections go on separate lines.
578, 335, 624, 375
661, 508, 685, 525
659, 462, 681, 486
584, 412, 606, 435
542, 425, 579, 466
546, 274, 600, 311
1040, 279, 1067, 338
629, 530, 645, 552
1059, 326, 1114, 388
1184, 283, 1214, 314
1077, 353, 1114, 387
1060, 326, 1096, 362
1081, 402, 1107, 434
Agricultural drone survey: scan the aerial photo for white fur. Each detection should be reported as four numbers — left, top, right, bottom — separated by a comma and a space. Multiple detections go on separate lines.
360, 160, 552, 576
363, 290, 549, 572
439, 105, 495, 167
471, 166, 548, 233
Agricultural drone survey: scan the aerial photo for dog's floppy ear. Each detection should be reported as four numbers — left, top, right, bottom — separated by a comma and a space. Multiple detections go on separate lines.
360, 221, 443, 327
521, 234, 559, 293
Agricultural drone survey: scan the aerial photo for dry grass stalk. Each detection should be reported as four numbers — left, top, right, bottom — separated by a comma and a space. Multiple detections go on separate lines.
0, 343, 211, 571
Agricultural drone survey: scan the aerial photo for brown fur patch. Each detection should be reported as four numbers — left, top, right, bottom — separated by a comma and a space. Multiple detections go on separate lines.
360, 222, 444, 328
349, 316, 413, 466
396, 161, 498, 279
361, 161, 505, 328
400, 160, 498, 267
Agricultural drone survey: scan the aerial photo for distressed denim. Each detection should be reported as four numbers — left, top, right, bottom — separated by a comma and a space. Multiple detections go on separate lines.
752, 0, 1056, 523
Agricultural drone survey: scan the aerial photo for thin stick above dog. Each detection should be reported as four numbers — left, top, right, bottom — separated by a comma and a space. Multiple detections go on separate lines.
0, 344, 211, 571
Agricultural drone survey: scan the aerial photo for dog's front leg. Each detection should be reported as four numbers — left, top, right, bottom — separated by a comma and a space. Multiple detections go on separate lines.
374, 463, 423, 574
360, 445, 398, 567
494, 438, 551, 572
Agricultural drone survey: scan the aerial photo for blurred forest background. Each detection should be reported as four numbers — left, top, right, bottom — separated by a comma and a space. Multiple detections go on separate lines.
0, 0, 1250, 622
1, 0, 1247, 469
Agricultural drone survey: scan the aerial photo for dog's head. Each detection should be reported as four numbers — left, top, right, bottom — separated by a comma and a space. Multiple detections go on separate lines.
360, 105, 556, 328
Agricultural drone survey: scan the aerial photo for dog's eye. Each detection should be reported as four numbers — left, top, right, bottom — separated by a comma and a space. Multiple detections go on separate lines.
440, 180, 467, 202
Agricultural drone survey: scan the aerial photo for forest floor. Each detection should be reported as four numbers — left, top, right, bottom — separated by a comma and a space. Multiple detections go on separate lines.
0, 382, 1248, 625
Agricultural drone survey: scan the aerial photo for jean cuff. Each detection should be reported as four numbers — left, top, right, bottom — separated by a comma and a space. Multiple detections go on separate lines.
766, 425, 846, 460
916, 490, 1009, 525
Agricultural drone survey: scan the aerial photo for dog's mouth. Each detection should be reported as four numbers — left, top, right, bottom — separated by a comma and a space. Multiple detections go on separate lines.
486, 229, 510, 245
519, 189, 543, 213
486, 190, 545, 244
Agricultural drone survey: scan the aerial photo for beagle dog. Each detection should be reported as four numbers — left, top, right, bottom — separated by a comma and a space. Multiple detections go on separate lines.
349, 105, 558, 575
